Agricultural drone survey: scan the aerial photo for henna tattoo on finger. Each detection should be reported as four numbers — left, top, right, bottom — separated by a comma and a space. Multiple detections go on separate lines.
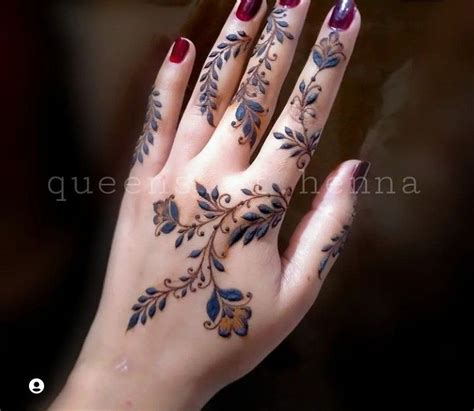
199, 32, 251, 126
132, 86, 162, 166
127, 182, 292, 338
318, 210, 354, 279
274, 31, 346, 169
318, 224, 350, 278
232, 8, 294, 148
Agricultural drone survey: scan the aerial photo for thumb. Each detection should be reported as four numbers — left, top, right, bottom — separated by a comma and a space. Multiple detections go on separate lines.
278, 160, 370, 326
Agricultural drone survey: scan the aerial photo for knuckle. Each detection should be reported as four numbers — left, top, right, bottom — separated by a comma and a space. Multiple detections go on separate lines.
319, 203, 354, 232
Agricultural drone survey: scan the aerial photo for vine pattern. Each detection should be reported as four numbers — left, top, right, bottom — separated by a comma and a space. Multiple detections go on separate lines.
318, 221, 352, 279
231, 8, 294, 148
132, 86, 162, 166
128, 182, 292, 337
275, 31, 346, 169
199, 31, 251, 126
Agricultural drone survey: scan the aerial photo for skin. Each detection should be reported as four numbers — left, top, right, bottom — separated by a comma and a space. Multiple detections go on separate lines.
51, 1, 362, 410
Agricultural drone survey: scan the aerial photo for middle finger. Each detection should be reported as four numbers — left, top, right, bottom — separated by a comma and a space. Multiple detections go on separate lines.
169, 0, 268, 165
200, 0, 311, 171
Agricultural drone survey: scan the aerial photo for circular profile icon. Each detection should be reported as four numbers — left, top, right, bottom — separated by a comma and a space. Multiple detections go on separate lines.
29, 378, 45, 394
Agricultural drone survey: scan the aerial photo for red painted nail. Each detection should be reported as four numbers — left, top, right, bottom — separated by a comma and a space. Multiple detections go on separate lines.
329, 0, 356, 31
236, 0, 263, 22
280, 0, 300, 8
352, 161, 371, 194
170, 37, 189, 63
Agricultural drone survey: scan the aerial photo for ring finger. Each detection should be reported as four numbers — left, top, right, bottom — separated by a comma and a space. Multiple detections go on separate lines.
250, 1, 361, 189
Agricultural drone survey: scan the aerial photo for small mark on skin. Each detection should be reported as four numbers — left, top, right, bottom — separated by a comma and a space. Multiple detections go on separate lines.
114, 358, 129, 373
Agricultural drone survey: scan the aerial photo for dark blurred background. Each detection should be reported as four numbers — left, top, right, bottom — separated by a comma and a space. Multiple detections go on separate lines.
1, 0, 472, 409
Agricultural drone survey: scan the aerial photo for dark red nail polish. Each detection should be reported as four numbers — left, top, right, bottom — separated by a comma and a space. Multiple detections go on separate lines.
352, 161, 370, 194
170, 37, 189, 63
236, 0, 263, 22
329, 0, 356, 31
280, 0, 300, 8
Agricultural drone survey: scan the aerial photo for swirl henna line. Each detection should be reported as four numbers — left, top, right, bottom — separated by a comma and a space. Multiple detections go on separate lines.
231, 8, 294, 148
198, 31, 251, 126
274, 31, 346, 169
127, 182, 292, 338
132, 86, 162, 166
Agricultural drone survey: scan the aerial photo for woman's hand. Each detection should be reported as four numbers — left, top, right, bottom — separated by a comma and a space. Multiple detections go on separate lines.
52, 0, 365, 409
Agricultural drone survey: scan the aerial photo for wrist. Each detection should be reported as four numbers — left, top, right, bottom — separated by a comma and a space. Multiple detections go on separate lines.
51, 360, 213, 411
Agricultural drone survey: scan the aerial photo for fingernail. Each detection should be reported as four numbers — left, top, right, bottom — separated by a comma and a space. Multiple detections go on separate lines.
352, 161, 370, 194
170, 37, 189, 63
236, 0, 263, 22
280, 0, 300, 8
329, 0, 356, 31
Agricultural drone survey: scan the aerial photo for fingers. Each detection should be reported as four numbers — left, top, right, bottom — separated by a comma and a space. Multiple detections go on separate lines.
131, 38, 195, 178
201, 0, 310, 170
251, 2, 361, 187
277, 160, 370, 327
168, 0, 268, 165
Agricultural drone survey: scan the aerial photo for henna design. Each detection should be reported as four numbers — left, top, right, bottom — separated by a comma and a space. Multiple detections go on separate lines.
231, 8, 294, 148
199, 32, 251, 126
275, 31, 346, 169
318, 222, 351, 279
132, 86, 162, 165
128, 182, 292, 337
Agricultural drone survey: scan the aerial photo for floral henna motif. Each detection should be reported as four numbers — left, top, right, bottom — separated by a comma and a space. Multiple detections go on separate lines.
275, 31, 346, 169
232, 8, 294, 148
199, 32, 251, 126
274, 127, 322, 170
318, 221, 351, 279
127, 182, 292, 337
132, 86, 162, 165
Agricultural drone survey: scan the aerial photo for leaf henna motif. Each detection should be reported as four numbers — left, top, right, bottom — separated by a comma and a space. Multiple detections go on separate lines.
128, 182, 292, 337
275, 31, 346, 169
231, 8, 294, 148
132, 87, 162, 165
199, 31, 251, 126
318, 223, 351, 279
